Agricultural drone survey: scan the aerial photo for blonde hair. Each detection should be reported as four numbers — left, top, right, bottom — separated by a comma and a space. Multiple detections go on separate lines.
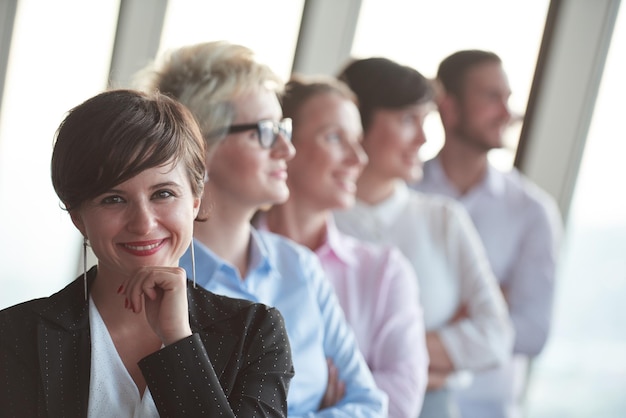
136, 41, 284, 148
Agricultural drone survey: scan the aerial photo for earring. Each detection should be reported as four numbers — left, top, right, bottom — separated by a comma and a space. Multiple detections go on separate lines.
190, 239, 197, 289
83, 237, 89, 301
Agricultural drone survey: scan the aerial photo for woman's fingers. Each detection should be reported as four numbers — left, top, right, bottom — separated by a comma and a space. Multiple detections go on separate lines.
119, 266, 192, 344
319, 358, 345, 410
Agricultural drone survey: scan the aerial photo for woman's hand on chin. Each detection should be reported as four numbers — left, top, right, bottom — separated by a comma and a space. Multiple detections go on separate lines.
119, 266, 193, 345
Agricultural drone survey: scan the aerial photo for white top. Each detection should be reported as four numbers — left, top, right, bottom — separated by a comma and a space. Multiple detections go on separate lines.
88, 297, 159, 418
333, 181, 513, 372
413, 157, 562, 415
415, 157, 562, 355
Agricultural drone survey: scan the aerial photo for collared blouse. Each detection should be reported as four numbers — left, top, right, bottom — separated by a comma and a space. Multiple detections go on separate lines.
255, 214, 428, 418
180, 229, 388, 417
334, 182, 514, 372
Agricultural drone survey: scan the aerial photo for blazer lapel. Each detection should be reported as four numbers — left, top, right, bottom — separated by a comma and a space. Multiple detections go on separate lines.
38, 323, 91, 417
35, 271, 94, 418
34, 272, 246, 415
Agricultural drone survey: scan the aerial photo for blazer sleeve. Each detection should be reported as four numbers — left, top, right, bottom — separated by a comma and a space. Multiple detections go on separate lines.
139, 306, 294, 418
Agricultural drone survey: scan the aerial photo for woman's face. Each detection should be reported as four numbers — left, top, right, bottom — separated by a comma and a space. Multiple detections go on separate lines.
362, 103, 431, 183
287, 92, 367, 211
71, 160, 200, 278
207, 88, 295, 209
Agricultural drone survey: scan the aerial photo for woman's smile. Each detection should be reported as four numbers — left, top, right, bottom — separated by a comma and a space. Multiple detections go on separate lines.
119, 239, 169, 256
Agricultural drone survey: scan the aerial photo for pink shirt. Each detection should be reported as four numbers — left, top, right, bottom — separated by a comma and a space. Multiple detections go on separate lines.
257, 214, 428, 418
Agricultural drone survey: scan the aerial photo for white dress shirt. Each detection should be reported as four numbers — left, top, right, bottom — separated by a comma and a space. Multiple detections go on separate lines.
413, 157, 562, 418
334, 182, 513, 374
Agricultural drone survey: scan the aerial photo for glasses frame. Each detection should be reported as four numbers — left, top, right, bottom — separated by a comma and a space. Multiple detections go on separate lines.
226, 118, 292, 149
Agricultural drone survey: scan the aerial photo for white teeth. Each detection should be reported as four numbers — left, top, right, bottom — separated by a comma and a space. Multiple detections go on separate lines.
337, 178, 357, 191
125, 242, 159, 251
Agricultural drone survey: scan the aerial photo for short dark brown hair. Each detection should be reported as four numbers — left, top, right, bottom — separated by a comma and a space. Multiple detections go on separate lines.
51, 89, 206, 212
437, 49, 502, 98
337, 57, 433, 132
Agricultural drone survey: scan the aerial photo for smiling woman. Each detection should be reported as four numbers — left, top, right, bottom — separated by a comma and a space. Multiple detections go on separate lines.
0, 89, 294, 417
258, 75, 430, 418
138, 40, 388, 416
70, 162, 198, 275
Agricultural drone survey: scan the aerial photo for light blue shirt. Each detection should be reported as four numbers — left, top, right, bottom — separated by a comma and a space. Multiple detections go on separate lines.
180, 229, 387, 417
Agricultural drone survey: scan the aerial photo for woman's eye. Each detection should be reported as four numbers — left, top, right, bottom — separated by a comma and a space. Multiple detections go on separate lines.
249, 129, 261, 140
325, 132, 341, 142
154, 190, 174, 199
101, 195, 124, 204
401, 113, 417, 124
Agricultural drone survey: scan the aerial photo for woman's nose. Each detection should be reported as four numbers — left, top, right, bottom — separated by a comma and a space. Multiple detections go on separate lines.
271, 132, 296, 161
346, 141, 369, 168
501, 101, 513, 123
414, 124, 427, 146
126, 202, 157, 235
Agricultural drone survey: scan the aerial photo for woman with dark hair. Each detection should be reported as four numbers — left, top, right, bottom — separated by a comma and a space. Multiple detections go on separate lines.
335, 57, 514, 418
0, 89, 293, 417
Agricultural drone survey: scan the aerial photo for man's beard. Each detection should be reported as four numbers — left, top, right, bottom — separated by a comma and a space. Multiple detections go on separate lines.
453, 118, 502, 153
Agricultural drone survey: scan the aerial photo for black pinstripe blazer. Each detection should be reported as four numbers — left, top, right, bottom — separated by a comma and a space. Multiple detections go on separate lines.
0, 267, 293, 418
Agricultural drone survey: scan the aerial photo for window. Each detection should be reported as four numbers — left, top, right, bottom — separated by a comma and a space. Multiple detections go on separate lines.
0, 0, 119, 309
351, 0, 550, 168
159, 0, 304, 81
526, 5, 626, 416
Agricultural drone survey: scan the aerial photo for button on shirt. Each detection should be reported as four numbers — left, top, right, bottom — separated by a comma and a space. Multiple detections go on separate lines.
179, 229, 387, 417
413, 157, 562, 417
334, 181, 513, 373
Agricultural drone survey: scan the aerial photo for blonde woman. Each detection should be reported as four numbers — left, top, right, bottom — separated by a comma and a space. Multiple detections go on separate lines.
138, 42, 387, 417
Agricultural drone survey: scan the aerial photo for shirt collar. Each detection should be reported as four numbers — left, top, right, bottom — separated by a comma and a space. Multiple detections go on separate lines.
354, 180, 410, 227
249, 227, 274, 274
317, 216, 359, 265
429, 155, 506, 198
255, 211, 359, 267
250, 212, 278, 263
189, 228, 272, 285
190, 238, 223, 278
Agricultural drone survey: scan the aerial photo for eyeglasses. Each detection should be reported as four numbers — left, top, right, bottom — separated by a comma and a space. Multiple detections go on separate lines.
226, 118, 292, 149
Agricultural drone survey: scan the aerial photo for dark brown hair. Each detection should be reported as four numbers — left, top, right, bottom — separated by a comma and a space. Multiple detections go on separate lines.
51, 89, 206, 212
337, 57, 433, 132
